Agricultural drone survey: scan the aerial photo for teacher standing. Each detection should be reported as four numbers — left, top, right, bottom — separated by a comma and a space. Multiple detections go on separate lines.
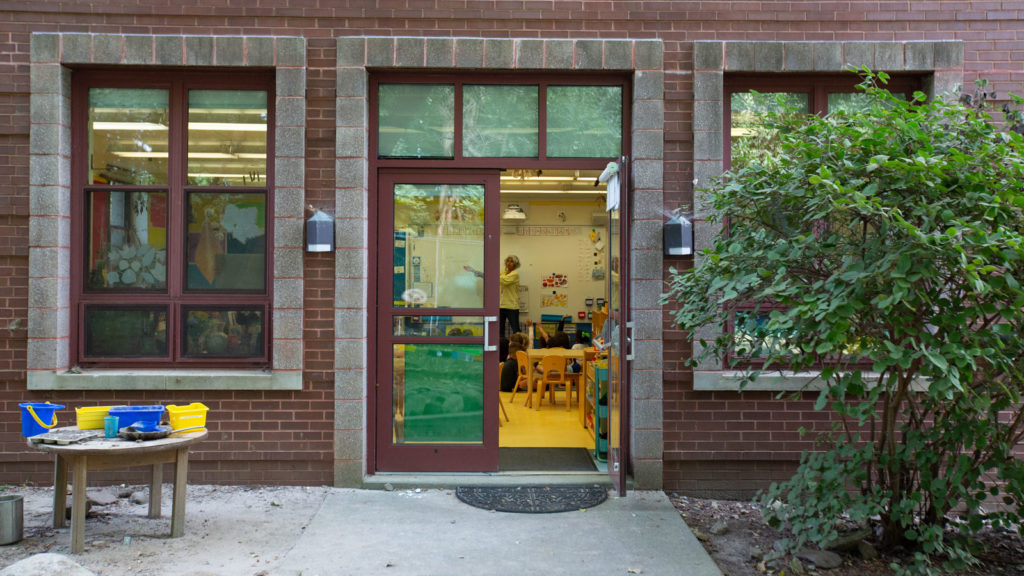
464, 254, 522, 337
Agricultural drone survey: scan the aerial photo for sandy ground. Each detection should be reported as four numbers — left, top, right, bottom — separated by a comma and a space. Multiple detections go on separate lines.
0, 484, 332, 576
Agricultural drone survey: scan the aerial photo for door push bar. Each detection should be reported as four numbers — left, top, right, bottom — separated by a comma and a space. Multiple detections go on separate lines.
626, 321, 634, 361
483, 316, 498, 351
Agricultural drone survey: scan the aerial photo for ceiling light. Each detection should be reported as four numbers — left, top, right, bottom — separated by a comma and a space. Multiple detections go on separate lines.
502, 204, 527, 220
92, 121, 168, 131
501, 189, 605, 195
188, 122, 267, 132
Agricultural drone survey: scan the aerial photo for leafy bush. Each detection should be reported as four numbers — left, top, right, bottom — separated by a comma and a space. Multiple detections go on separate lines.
663, 70, 1024, 575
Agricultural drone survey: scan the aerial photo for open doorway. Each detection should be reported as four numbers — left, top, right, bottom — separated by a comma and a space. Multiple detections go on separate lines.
496, 168, 610, 472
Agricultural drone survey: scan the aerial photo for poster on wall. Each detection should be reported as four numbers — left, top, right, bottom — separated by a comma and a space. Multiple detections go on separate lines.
541, 292, 568, 308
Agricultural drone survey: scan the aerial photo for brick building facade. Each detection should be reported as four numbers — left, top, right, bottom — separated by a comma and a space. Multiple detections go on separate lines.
0, 2, 1018, 495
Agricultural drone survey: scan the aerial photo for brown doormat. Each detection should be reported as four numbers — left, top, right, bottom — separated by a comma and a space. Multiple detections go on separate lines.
456, 485, 608, 513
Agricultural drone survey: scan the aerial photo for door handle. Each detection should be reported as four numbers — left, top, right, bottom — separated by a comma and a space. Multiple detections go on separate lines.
625, 321, 634, 361
483, 316, 497, 351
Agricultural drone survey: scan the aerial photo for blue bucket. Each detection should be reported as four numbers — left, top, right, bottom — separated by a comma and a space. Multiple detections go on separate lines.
19, 402, 64, 437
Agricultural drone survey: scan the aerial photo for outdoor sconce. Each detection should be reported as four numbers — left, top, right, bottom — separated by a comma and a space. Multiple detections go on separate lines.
664, 215, 693, 256
305, 210, 334, 252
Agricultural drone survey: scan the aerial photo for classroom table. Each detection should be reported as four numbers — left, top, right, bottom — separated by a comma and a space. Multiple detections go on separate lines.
29, 427, 208, 554
524, 347, 598, 420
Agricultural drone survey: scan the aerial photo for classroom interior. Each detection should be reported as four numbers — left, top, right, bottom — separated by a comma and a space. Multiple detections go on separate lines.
496, 168, 610, 470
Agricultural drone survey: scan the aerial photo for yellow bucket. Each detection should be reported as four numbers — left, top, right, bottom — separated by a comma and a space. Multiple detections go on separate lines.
75, 406, 112, 430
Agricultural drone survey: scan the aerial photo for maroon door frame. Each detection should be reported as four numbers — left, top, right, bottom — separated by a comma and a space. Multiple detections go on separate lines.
608, 155, 630, 496
374, 169, 501, 472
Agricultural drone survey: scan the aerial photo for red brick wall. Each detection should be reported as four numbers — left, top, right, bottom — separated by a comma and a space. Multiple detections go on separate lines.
0, 1, 1022, 490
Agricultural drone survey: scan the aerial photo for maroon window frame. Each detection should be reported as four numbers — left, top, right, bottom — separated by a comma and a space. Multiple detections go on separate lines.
722, 73, 923, 369
70, 69, 275, 368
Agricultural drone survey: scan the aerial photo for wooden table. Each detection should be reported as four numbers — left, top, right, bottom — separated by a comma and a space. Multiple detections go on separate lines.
524, 348, 597, 418
29, 427, 208, 553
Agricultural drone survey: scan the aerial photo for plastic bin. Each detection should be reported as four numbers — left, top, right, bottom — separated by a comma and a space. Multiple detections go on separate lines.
108, 405, 165, 430
19, 402, 64, 437
75, 406, 112, 430
167, 403, 209, 430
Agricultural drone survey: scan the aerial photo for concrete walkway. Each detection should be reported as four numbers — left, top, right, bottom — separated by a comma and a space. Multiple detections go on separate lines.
272, 488, 722, 576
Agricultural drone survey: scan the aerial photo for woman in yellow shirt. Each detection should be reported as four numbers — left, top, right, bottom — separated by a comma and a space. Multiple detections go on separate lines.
465, 255, 521, 337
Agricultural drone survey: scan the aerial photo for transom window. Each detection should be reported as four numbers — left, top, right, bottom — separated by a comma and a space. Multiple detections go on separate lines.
373, 74, 626, 162
72, 70, 274, 367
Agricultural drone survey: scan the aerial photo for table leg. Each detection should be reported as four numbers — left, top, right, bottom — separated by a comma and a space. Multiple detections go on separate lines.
170, 447, 188, 538
52, 454, 67, 528
148, 463, 163, 518
579, 361, 589, 426
70, 455, 87, 554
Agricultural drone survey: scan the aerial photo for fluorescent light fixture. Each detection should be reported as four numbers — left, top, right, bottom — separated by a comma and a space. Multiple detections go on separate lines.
500, 175, 577, 181
188, 122, 267, 132
502, 204, 527, 220
92, 121, 168, 131
501, 189, 604, 195
112, 151, 168, 158
112, 152, 268, 160
188, 172, 252, 178
236, 153, 268, 159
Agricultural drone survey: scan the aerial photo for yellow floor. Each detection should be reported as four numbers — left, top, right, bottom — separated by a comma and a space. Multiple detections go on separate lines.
498, 390, 594, 448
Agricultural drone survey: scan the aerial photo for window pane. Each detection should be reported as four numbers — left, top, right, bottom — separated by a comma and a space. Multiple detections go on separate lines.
187, 192, 266, 290
84, 307, 168, 357
187, 90, 268, 186
546, 86, 622, 158
827, 91, 907, 114
730, 92, 809, 170
393, 316, 484, 337
393, 183, 484, 309
89, 88, 169, 186
87, 191, 167, 290
184, 309, 264, 358
393, 343, 483, 444
378, 84, 455, 158
463, 85, 538, 157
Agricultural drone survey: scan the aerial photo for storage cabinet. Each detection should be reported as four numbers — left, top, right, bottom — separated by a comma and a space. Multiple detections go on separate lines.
585, 363, 608, 462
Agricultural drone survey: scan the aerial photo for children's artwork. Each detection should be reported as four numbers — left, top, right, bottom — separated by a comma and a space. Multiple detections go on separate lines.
541, 273, 568, 288
541, 292, 568, 308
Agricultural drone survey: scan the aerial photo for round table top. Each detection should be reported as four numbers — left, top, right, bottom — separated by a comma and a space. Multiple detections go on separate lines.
28, 426, 208, 455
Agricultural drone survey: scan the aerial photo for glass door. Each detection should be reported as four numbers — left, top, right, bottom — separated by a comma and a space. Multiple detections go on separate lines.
606, 156, 629, 495
376, 170, 501, 472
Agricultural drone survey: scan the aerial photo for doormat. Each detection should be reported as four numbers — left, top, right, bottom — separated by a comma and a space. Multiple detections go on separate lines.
456, 485, 608, 513
498, 447, 597, 472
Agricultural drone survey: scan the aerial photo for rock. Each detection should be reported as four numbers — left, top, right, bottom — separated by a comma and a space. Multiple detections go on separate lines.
65, 501, 92, 520
117, 487, 133, 498
858, 540, 878, 560
709, 519, 729, 535
87, 487, 120, 507
383, 483, 394, 491
823, 526, 872, 552
130, 490, 148, 505
691, 528, 709, 542
789, 557, 807, 575
0, 553, 98, 576
796, 549, 843, 569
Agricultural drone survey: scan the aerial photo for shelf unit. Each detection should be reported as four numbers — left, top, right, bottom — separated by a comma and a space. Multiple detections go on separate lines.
586, 363, 608, 462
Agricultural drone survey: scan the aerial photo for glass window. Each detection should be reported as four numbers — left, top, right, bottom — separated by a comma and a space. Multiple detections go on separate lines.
86, 190, 167, 290
76, 71, 272, 366
186, 192, 266, 291
378, 84, 455, 158
392, 343, 483, 444
730, 92, 809, 171
463, 85, 538, 157
546, 85, 622, 158
187, 90, 268, 186
88, 88, 169, 186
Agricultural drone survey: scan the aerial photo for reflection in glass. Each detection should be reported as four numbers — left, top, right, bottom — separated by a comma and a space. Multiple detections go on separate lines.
547, 86, 622, 158
392, 343, 483, 444
379, 84, 455, 158
84, 307, 168, 357
828, 91, 907, 114
730, 92, 810, 171
184, 308, 264, 357
87, 191, 167, 290
393, 316, 484, 337
88, 88, 169, 186
187, 90, 268, 187
186, 192, 266, 291
393, 184, 484, 308
463, 85, 538, 157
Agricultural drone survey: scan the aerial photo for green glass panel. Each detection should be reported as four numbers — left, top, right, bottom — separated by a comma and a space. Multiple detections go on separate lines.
86, 191, 167, 291
88, 88, 169, 185
827, 91, 907, 114
730, 92, 809, 171
393, 316, 484, 337
187, 192, 266, 291
187, 90, 268, 186
184, 309, 264, 358
463, 85, 538, 157
546, 86, 622, 158
378, 84, 455, 158
84, 307, 168, 357
393, 183, 484, 308
393, 343, 483, 444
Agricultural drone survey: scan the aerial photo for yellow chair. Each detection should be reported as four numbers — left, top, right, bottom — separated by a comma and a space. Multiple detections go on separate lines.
539, 355, 568, 407
510, 350, 530, 405
498, 362, 509, 425
564, 359, 581, 411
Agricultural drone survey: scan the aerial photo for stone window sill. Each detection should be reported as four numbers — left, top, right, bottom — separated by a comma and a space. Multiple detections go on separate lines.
27, 369, 302, 391
694, 371, 828, 392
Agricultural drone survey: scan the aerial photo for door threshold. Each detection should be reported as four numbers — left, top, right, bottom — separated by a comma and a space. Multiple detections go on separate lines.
363, 471, 612, 491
